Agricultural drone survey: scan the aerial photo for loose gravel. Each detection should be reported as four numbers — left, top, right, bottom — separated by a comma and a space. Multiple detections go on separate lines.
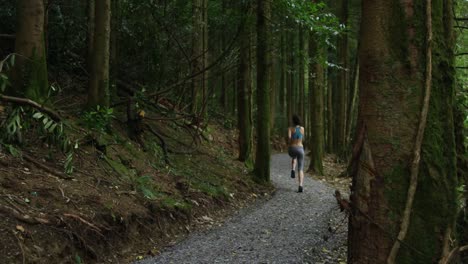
137, 154, 347, 264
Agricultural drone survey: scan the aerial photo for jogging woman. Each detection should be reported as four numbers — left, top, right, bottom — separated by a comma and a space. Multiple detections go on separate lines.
288, 114, 305, 193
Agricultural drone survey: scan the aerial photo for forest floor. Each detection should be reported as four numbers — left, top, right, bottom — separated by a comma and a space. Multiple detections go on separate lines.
0, 73, 350, 263
0, 100, 275, 263
135, 154, 350, 264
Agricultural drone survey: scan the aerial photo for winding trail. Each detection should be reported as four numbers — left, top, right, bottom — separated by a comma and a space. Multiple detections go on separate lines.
137, 154, 344, 264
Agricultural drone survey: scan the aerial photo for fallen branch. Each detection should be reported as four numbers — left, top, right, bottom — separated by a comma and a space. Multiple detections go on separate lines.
22, 153, 73, 180
334, 190, 351, 213
0, 94, 62, 121
12, 230, 25, 264
63, 213, 104, 235
145, 124, 171, 166
387, 1, 433, 262
0, 204, 50, 225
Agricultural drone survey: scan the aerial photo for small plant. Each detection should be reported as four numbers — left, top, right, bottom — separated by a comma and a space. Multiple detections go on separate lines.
82, 105, 115, 133
135, 175, 159, 199
0, 54, 14, 93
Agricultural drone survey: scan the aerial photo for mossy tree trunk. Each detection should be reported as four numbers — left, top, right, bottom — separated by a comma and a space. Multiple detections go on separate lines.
191, 0, 208, 118
237, 3, 253, 166
254, 0, 271, 183
88, 0, 111, 108
348, 0, 457, 263
307, 31, 325, 176
13, 0, 49, 101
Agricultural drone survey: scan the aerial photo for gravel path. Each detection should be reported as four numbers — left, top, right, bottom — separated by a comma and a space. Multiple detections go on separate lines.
137, 154, 346, 264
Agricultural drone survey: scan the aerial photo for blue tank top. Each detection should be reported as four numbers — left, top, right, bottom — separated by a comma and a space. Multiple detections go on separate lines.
292, 126, 302, 140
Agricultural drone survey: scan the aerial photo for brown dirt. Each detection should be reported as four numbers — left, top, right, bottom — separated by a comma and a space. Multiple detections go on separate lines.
0, 113, 272, 263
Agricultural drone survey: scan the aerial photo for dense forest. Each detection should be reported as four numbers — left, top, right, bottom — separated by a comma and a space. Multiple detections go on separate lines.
0, 0, 466, 263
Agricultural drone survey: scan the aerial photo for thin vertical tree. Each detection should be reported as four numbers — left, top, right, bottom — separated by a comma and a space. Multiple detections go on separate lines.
254, 0, 271, 183
13, 0, 48, 100
237, 3, 253, 166
86, 0, 95, 74
334, 0, 348, 156
348, 0, 458, 263
88, 0, 111, 108
191, 0, 208, 118
307, 31, 325, 175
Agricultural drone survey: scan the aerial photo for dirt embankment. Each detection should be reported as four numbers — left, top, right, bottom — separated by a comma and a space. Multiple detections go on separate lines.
0, 116, 272, 264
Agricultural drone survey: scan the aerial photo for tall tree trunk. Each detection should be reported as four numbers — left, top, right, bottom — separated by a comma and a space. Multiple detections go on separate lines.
191, 0, 208, 118
279, 33, 286, 115
348, 0, 457, 263
88, 0, 111, 108
254, 0, 271, 183
220, 0, 228, 111
307, 32, 325, 175
298, 28, 305, 121
270, 41, 277, 133
286, 29, 295, 127
109, 0, 120, 102
335, 0, 348, 157
237, 4, 253, 166
13, 0, 48, 101
200, 0, 209, 118
326, 75, 334, 153
345, 57, 359, 149
86, 0, 95, 75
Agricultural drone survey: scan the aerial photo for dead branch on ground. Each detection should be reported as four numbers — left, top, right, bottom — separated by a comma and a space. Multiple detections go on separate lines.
0, 94, 62, 121
22, 153, 73, 180
0, 204, 50, 225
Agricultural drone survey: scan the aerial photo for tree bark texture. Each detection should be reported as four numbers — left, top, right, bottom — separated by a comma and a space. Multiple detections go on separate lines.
348, 0, 457, 263
334, 0, 349, 157
191, 0, 208, 118
237, 4, 253, 166
254, 0, 271, 183
88, 0, 111, 108
326, 76, 334, 153
86, 0, 95, 74
307, 32, 325, 175
13, 0, 49, 101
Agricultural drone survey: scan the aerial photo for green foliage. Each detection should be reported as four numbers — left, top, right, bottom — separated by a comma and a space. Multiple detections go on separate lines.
82, 106, 115, 133
0, 54, 15, 92
456, 183, 466, 209
135, 175, 159, 199
274, 0, 342, 37
2, 106, 23, 142
0, 105, 77, 174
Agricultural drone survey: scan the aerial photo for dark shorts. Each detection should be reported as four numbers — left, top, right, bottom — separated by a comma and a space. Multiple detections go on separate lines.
288, 146, 304, 171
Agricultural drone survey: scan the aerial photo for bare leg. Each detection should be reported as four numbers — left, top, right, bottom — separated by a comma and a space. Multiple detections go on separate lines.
291, 158, 297, 171
299, 170, 304, 187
